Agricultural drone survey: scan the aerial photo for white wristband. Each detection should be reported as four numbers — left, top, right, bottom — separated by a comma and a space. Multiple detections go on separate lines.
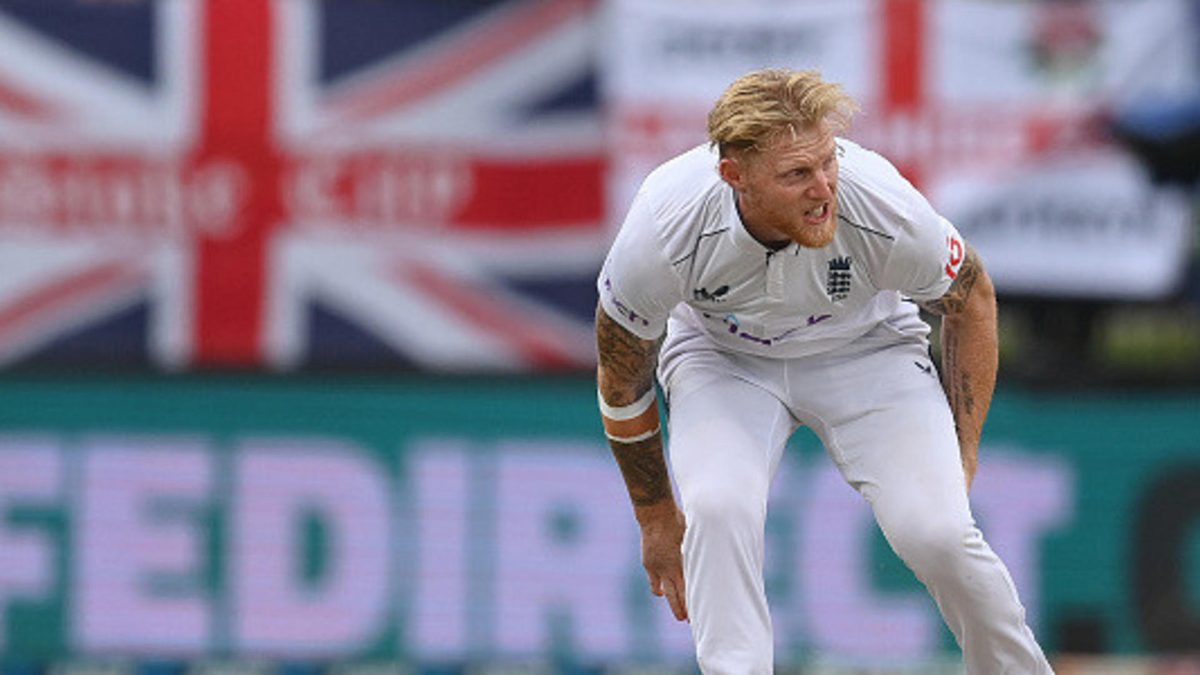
598, 387, 657, 421
605, 424, 661, 444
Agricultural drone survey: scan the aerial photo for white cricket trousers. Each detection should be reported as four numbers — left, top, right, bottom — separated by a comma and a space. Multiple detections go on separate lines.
659, 323, 1053, 675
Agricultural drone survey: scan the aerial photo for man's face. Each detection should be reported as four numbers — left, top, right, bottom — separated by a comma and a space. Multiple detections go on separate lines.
720, 122, 839, 249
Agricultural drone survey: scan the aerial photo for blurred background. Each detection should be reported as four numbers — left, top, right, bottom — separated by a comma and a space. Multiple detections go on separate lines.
0, 0, 1197, 673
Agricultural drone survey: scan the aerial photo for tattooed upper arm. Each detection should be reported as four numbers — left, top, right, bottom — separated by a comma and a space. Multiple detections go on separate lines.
596, 304, 661, 405
918, 244, 985, 317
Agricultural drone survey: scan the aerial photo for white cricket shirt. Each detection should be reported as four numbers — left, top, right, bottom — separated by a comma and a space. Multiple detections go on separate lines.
598, 138, 967, 359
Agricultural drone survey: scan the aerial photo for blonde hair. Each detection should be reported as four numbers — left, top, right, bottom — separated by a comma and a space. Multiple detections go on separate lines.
707, 68, 858, 157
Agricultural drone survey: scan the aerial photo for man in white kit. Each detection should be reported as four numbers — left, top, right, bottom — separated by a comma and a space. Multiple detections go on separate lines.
594, 69, 1053, 674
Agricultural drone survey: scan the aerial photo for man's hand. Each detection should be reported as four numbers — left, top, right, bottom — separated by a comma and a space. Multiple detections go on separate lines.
638, 501, 688, 621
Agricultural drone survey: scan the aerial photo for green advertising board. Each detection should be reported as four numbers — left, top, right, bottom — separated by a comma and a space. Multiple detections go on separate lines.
0, 374, 1196, 670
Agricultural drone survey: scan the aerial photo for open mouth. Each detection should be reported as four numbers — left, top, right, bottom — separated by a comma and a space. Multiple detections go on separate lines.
803, 202, 830, 225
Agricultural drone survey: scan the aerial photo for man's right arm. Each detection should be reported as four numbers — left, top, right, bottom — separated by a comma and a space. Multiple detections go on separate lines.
595, 303, 688, 621
596, 303, 670, 505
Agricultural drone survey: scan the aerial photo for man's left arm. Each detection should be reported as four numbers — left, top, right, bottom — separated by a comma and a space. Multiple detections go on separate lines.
917, 244, 998, 491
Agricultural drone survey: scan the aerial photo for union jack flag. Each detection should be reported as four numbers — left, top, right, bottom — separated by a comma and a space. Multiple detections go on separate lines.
0, 0, 605, 372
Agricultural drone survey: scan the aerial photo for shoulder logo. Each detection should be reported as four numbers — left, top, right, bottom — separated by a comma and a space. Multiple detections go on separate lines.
945, 236, 964, 280
825, 256, 853, 301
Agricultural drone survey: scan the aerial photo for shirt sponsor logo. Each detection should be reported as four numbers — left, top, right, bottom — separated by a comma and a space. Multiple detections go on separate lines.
704, 311, 819, 347
721, 313, 771, 346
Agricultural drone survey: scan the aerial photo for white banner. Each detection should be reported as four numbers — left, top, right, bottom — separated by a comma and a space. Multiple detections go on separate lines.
601, 0, 1198, 299
940, 149, 1193, 298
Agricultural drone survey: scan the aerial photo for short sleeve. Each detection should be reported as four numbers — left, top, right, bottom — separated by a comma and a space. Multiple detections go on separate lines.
597, 195, 685, 340
879, 203, 967, 302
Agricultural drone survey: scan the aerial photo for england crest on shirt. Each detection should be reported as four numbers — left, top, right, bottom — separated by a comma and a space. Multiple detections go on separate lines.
826, 256, 853, 301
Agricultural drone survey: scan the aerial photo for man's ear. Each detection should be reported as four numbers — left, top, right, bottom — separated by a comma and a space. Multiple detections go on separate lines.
718, 156, 743, 190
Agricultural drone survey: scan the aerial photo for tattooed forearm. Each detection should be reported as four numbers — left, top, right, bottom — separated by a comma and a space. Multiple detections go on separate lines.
927, 245, 996, 489
596, 303, 674, 510
611, 435, 674, 506
939, 327, 976, 434
919, 245, 983, 317
596, 304, 659, 405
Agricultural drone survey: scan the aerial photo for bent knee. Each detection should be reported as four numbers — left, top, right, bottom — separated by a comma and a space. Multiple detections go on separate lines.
887, 517, 979, 576
685, 482, 767, 532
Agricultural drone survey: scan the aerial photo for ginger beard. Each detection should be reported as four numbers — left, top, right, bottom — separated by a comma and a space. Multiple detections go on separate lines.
720, 123, 840, 249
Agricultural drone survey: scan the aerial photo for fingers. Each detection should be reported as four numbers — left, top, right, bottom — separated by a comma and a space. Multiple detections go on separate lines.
647, 570, 664, 597
662, 575, 689, 621
646, 569, 688, 621
640, 508, 689, 621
